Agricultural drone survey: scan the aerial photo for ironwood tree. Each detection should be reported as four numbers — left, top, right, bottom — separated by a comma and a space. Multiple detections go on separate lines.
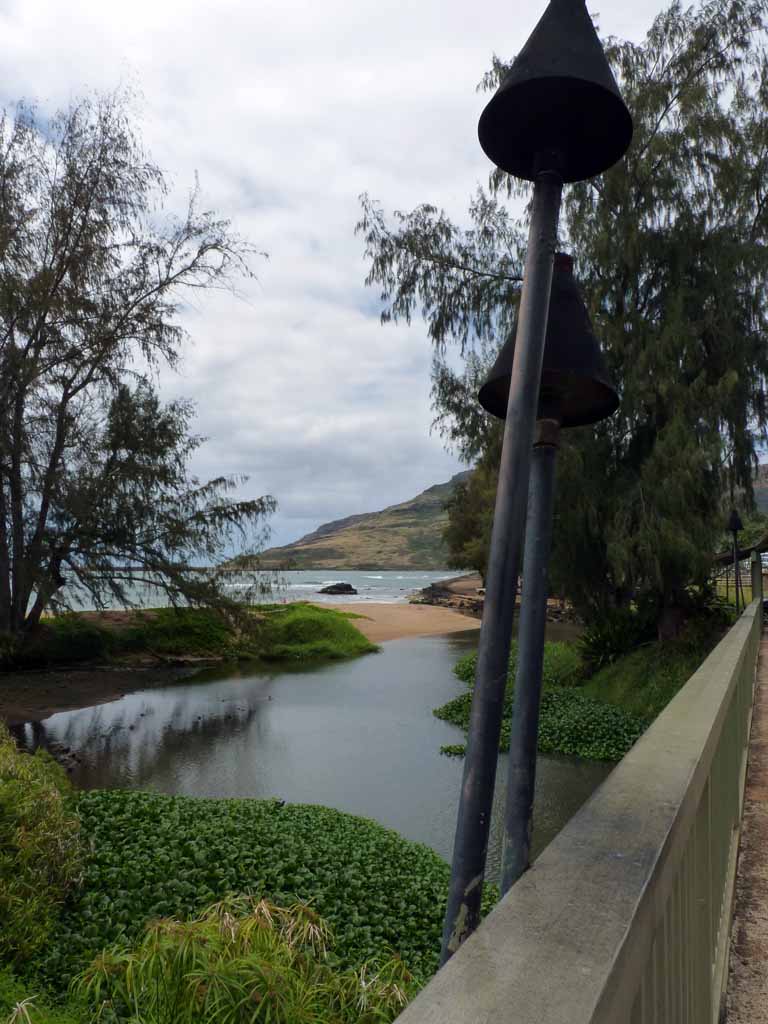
0, 92, 275, 638
357, 0, 768, 630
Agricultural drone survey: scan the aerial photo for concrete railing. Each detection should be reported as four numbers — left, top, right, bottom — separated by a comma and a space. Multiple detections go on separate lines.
400, 598, 762, 1024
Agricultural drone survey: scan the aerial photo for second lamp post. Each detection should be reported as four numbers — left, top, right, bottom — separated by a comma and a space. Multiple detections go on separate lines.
478, 251, 619, 893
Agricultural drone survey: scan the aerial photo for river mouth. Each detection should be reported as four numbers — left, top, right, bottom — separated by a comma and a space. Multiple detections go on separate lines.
11, 629, 611, 882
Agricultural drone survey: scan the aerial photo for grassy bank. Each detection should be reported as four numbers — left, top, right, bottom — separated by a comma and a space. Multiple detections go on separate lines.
580, 621, 723, 720
436, 623, 723, 763
5, 602, 377, 670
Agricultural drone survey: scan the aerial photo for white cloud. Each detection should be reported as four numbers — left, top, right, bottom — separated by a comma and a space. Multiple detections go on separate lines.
0, 0, 657, 548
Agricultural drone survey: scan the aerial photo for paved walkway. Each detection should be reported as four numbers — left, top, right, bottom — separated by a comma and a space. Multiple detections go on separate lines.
726, 630, 768, 1022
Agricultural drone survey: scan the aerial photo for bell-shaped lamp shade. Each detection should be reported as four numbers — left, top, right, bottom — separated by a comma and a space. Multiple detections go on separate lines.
728, 509, 744, 534
478, 253, 618, 428
478, 0, 633, 182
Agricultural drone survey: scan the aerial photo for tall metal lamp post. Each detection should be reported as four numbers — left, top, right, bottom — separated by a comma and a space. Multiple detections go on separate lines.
478, 252, 619, 894
728, 508, 744, 613
440, 0, 632, 965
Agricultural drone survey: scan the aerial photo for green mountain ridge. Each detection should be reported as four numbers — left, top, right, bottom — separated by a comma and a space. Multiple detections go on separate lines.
253, 472, 471, 570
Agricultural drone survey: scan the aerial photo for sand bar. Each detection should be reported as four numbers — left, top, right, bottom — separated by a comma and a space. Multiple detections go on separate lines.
333, 602, 479, 643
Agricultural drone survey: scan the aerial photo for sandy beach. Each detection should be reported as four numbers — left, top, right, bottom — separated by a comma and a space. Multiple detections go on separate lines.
334, 601, 479, 643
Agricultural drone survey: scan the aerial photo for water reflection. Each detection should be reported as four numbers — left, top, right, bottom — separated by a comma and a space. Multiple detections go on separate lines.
15, 630, 611, 880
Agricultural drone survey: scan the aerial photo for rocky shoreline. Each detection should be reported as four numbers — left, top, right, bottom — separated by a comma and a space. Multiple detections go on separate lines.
412, 572, 580, 624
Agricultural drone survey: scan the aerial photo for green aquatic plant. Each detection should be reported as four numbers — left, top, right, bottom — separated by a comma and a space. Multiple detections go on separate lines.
72, 894, 416, 1024
37, 792, 463, 990
435, 686, 645, 762
437, 643, 645, 762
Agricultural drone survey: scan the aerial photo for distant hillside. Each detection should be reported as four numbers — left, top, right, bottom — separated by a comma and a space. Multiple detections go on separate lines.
250, 472, 472, 570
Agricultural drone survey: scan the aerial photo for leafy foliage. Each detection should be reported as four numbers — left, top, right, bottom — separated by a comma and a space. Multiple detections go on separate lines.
36, 792, 464, 990
0, 90, 274, 638
0, 968, 83, 1024
1, 604, 377, 668
0, 725, 83, 965
451, 640, 584, 689
442, 434, 500, 578
358, 0, 768, 623
73, 895, 416, 1024
577, 606, 657, 675
435, 685, 645, 763
582, 615, 729, 721
253, 603, 378, 661
439, 642, 646, 761
441, 611, 724, 760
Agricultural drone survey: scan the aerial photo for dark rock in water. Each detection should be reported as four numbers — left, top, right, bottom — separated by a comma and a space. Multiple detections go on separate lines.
319, 582, 358, 595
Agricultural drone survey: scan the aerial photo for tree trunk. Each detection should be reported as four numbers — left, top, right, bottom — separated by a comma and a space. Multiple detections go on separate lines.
658, 603, 685, 641
0, 479, 12, 634
24, 561, 66, 632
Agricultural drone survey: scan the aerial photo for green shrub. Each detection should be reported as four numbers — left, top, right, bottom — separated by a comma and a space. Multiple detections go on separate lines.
9, 617, 108, 669
37, 791, 481, 990
0, 725, 83, 965
0, 968, 83, 1024
440, 640, 642, 761
577, 606, 656, 675
582, 616, 726, 721
254, 603, 378, 661
73, 895, 416, 1024
452, 641, 583, 690
5, 604, 378, 669
119, 607, 236, 657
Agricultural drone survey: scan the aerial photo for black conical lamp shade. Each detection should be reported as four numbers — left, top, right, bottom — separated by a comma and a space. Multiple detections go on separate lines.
478, 253, 618, 427
478, 0, 633, 182
728, 509, 743, 533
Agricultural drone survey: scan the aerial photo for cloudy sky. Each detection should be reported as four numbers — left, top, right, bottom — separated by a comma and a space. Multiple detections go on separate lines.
0, 0, 658, 549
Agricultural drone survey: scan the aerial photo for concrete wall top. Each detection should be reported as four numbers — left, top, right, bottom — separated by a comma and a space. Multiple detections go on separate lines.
399, 601, 761, 1024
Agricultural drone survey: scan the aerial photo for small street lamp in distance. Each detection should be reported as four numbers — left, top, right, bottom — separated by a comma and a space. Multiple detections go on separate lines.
728, 508, 744, 613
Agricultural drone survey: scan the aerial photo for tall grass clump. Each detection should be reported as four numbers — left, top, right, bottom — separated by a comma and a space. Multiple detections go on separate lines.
0, 966, 83, 1024
0, 967, 83, 1024
117, 608, 235, 657
582, 616, 728, 721
452, 640, 583, 689
254, 603, 378, 661
0, 724, 83, 965
73, 895, 416, 1024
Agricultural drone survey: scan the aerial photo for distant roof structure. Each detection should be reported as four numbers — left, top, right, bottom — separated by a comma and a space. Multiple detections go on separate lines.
712, 532, 768, 566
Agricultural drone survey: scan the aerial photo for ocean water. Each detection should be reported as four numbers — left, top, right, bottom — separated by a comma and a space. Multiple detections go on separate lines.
249, 569, 460, 605
61, 569, 461, 611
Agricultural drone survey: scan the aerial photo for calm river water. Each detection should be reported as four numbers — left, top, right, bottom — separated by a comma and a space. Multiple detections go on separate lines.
14, 630, 611, 881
